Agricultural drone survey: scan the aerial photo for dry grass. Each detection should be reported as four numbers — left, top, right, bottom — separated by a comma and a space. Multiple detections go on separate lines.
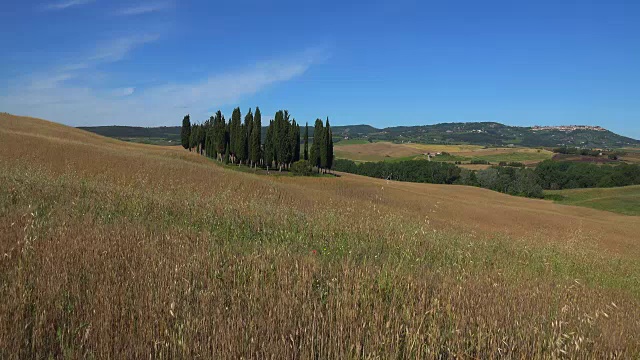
2, 113, 640, 358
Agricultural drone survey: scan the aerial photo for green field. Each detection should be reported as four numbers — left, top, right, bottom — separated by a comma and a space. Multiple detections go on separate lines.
470, 151, 552, 163
117, 137, 180, 146
545, 185, 640, 216
334, 138, 370, 146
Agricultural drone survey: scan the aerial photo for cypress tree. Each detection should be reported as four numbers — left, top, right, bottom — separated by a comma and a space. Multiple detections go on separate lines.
230, 107, 242, 163
198, 123, 206, 155
303, 122, 309, 160
326, 117, 334, 171
205, 116, 215, 158
288, 119, 298, 165
213, 111, 226, 161
280, 111, 292, 170
245, 109, 254, 165
250, 107, 262, 167
190, 124, 199, 151
320, 120, 329, 172
237, 124, 248, 165
181, 114, 191, 150
273, 111, 283, 168
264, 120, 274, 169
310, 119, 324, 171
292, 120, 301, 162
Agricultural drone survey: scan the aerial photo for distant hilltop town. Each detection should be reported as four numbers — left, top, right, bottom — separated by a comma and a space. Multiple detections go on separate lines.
530, 125, 606, 132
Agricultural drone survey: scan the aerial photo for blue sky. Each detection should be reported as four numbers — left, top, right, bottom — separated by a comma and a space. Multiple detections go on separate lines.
1, 0, 639, 139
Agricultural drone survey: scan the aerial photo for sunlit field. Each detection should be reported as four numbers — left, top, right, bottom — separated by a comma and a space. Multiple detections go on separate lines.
335, 141, 553, 164
545, 185, 640, 216
2, 114, 640, 358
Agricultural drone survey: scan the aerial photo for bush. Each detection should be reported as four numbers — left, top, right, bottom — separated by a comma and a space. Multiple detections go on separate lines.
499, 161, 525, 168
291, 160, 313, 176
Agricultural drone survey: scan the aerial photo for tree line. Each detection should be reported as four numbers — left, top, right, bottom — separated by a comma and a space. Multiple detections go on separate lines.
334, 158, 640, 198
180, 108, 334, 173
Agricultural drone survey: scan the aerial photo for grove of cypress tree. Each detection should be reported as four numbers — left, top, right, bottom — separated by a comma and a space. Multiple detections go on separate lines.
181, 114, 191, 150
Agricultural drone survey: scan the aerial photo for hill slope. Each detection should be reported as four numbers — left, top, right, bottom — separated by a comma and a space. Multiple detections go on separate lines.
3, 113, 640, 357
545, 185, 640, 215
80, 121, 639, 148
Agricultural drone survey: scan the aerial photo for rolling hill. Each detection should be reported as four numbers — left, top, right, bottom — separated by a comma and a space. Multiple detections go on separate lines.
3, 113, 640, 357
79, 121, 640, 148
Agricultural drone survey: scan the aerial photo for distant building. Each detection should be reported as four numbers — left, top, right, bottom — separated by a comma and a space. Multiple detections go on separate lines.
530, 125, 606, 132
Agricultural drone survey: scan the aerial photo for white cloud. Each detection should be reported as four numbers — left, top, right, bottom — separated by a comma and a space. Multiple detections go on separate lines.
0, 47, 326, 127
42, 0, 95, 10
117, 2, 172, 16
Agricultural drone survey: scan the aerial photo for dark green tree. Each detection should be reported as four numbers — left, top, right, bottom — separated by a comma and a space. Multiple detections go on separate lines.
213, 111, 227, 161
229, 107, 242, 163
237, 124, 248, 165
310, 119, 324, 171
181, 114, 191, 150
289, 119, 300, 163
250, 107, 262, 167
320, 119, 330, 173
205, 116, 215, 158
245, 109, 254, 165
295, 121, 301, 162
264, 120, 274, 169
190, 124, 199, 151
326, 117, 333, 171
303, 122, 309, 160
224, 144, 230, 164
198, 122, 207, 155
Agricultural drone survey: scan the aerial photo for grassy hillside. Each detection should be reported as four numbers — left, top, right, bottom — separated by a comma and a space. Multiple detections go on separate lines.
545, 186, 640, 216
3, 113, 640, 357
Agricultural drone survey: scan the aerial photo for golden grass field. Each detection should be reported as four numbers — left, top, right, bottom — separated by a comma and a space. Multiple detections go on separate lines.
2, 113, 640, 358
334, 141, 554, 164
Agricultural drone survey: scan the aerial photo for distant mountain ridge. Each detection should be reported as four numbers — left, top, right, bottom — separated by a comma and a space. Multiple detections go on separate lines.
79, 121, 639, 148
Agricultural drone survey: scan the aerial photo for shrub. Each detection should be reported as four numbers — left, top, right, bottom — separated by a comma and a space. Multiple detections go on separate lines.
291, 160, 313, 176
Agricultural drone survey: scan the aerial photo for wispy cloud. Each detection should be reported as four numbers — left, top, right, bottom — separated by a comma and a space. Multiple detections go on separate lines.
42, 0, 94, 10
113, 87, 136, 97
91, 34, 160, 62
0, 47, 327, 127
117, 2, 172, 16
17, 34, 159, 93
